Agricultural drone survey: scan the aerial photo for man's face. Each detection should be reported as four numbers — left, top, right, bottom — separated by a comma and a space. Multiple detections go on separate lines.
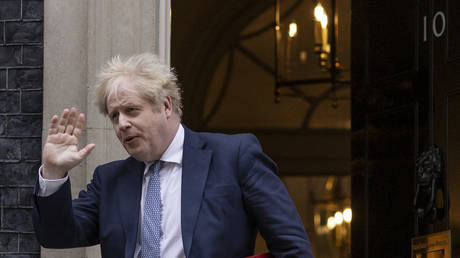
106, 76, 172, 162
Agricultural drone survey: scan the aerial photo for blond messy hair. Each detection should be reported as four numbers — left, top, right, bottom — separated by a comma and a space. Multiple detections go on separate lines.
94, 53, 182, 118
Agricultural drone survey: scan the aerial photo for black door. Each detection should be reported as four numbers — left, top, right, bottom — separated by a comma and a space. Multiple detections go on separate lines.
350, 0, 442, 256
433, 0, 460, 255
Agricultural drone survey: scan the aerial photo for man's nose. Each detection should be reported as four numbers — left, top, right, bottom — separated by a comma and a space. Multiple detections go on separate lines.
118, 114, 131, 130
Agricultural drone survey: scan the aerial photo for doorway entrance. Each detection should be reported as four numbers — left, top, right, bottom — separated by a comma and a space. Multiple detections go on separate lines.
172, 1, 352, 257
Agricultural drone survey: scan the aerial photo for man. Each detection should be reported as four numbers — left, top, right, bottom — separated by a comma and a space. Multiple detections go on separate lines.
33, 53, 313, 258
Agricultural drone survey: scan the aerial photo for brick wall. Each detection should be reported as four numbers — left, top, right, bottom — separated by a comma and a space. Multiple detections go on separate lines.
0, 0, 43, 257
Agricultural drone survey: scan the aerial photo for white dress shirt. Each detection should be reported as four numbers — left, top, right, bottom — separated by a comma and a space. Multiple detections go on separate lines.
38, 124, 186, 258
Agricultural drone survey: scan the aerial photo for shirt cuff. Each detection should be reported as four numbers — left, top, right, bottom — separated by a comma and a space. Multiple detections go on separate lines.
38, 165, 69, 197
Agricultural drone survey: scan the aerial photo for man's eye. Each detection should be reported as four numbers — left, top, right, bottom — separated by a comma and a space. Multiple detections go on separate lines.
126, 107, 137, 112
111, 113, 118, 120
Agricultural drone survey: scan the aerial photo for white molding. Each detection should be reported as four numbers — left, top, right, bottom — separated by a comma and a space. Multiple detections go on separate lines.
158, 0, 171, 65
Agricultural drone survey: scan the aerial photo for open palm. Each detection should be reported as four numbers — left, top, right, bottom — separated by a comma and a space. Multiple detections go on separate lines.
42, 108, 95, 179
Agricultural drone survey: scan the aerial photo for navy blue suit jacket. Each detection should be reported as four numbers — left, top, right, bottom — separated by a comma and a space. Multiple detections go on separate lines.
33, 127, 313, 257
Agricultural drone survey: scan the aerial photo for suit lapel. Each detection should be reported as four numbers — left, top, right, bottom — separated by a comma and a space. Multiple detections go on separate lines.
181, 127, 212, 257
118, 157, 145, 258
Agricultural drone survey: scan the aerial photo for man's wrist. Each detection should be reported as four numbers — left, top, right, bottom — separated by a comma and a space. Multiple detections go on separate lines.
42, 165, 67, 179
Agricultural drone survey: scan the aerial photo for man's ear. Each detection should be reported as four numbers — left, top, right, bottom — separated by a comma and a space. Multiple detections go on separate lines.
163, 96, 173, 117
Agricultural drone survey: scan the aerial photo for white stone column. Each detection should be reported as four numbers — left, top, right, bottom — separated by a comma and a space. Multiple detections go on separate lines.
42, 1, 170, 257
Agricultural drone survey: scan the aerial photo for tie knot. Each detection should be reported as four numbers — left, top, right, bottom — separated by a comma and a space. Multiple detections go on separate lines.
149, 161, 163, 175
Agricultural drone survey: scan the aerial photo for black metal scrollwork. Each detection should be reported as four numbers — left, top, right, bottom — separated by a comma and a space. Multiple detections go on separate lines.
413, 145, 445, 223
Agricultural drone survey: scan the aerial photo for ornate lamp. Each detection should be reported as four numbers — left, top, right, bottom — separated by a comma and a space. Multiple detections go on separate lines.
274, 0, 348, 104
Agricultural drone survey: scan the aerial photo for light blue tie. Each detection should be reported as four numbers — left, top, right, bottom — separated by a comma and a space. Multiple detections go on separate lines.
141, 161, 163, 258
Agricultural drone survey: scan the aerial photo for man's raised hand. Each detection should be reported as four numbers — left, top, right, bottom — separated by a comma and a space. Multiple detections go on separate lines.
42, 108, 96, 179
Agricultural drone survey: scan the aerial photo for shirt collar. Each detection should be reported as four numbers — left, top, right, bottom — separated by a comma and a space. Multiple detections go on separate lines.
144, 124, 184, 171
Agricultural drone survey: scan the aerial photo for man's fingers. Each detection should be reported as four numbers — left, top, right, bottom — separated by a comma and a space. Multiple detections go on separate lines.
48, 115, 59, 135
57, 109, 70, 133
51, 108, 86, 137
78, 143, 96, 159
65, 108, 77, 135
73, 113, 86, 140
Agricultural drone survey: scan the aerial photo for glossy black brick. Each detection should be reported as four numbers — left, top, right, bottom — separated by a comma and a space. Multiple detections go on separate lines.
22, 46, 43, 66
0, 70, 6, 88
21, 90, 42, 113
0, 162, 38, 185
23, 0, 44, 20
6, 115, 41, 137
0, 116, 5, 135
0, 91, 20, 113
5, 22, 43, 44
22, 138, 41, 160
0, 232, 18, 252
1, 208, 33, 232
18, 233, 39, 252
1, 187, 18, 206
8, 69, 42, 89
0, 138, 21, 160
0, 0, 42, 255
18, 187, 33, 206
0, 0, 21, 20
0, 46, 21, 67
0, 22, 4, 45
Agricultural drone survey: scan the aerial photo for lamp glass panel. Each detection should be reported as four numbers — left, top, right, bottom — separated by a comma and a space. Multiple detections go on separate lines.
276, 0, 350, 83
